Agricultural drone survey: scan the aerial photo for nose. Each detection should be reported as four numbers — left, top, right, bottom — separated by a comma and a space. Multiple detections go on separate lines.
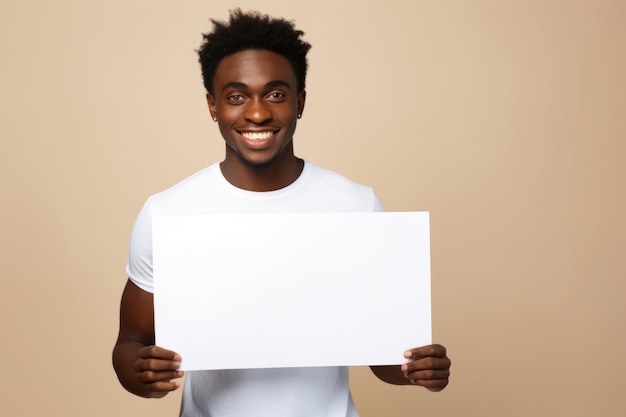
243, 98, 272, 124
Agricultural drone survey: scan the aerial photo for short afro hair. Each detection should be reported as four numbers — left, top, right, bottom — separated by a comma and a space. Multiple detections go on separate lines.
197, 9, 312, 95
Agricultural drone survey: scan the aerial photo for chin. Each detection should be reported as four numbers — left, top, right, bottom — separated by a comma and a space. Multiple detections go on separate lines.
238, 153, 280, 170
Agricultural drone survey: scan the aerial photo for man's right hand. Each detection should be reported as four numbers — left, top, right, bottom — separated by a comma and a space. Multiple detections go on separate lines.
133, 345, 184, 397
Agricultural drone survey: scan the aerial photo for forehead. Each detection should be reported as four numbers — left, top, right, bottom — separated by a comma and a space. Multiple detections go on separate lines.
213, 49, 297, 89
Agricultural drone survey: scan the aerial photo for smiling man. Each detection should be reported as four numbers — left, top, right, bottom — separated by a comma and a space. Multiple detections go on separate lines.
113, 9, 451, 417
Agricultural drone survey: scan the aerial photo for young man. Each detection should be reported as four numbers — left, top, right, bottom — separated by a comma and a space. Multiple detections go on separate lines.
113, 9, 451, 416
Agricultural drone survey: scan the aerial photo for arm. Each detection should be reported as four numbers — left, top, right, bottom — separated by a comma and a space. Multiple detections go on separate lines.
112, 279, 184, 398
370, 344, 451, 392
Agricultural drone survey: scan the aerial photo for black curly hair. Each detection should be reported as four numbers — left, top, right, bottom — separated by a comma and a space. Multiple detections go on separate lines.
197, 9, 312, 96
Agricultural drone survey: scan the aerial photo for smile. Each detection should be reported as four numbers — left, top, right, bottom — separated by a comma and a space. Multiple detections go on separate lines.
240, 131, 276, 141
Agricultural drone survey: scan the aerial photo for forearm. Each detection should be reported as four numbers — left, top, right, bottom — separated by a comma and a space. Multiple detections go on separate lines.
370, 365, 412, 385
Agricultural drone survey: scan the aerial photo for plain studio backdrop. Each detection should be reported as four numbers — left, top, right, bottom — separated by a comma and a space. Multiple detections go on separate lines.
2, 1, 625, 416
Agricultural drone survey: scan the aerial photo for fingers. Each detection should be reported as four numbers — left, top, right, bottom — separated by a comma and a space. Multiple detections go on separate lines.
137, 374, 183, 396
405, 368, 450, 391
404, 344, 447, 360
401, 344, 451, 391
138, 345, 182, 363
401, 355, 451, 379
135, 346, 184, 396
136, 346, 182, 372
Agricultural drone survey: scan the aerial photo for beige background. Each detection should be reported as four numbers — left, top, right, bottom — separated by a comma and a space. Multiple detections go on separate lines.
2, 0, 625, 416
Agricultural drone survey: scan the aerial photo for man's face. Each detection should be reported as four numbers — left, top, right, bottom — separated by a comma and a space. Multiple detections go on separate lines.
207, 49, 305, 170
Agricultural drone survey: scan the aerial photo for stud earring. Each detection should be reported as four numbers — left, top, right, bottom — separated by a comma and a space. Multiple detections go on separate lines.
212, 116, 217, 122
297, 113, 302, 119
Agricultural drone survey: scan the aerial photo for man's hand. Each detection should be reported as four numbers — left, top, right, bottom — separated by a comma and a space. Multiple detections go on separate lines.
133, 345, 185, 398
401, 344, 451, 391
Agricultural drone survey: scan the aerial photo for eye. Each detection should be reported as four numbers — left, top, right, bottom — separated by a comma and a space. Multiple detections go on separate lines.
227, 94, 245, 103
226, 93, 246, 106
267, 91, 286, 102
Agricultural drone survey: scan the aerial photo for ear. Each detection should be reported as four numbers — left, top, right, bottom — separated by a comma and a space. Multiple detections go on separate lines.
297, 90, 306, 118
206, 93, 217, 120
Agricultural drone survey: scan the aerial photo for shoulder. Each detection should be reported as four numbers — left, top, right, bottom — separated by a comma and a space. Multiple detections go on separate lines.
308, 162, 375, 195
146, 164, 220, 214
307, 162, 370, 191
303, 161, 384, 212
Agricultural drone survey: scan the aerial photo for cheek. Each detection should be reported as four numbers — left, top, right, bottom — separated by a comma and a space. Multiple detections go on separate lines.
276, 107, 298, 124
217, 122, 235, 143
218, 106, 240, 122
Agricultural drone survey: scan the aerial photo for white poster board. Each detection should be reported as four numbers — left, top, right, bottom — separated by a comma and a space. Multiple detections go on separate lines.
153, 212, 431, 370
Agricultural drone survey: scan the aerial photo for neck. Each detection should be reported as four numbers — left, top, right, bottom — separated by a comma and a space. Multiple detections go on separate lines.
220, 148, 304, 192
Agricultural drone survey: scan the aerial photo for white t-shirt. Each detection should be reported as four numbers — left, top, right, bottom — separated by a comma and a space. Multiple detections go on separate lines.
126, 160, 384, 417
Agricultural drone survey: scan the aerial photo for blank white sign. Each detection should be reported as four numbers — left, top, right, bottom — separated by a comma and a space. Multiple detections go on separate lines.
153, 211, 431, 371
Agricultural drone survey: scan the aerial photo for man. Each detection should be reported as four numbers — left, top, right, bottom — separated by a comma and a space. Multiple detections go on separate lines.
113, 9, 451, 416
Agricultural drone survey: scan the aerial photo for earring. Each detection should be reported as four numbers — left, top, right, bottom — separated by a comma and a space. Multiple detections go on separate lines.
212, 116, 217, 122
297, 113, 302, 119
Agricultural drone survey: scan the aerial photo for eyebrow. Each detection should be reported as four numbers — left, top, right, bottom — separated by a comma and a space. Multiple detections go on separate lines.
220, 80, 292, 92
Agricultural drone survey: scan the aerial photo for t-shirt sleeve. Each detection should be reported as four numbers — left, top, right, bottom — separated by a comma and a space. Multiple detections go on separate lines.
125, 197, 155, 293
372, 191, 385, 212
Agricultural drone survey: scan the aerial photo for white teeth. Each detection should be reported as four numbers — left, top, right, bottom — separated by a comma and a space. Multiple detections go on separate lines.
241, 131, 273, 140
